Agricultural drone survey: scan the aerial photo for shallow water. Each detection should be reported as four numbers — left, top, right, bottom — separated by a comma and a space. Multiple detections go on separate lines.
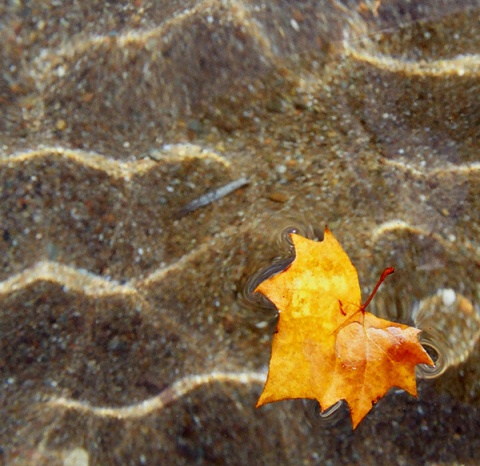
1, 1, 480, 464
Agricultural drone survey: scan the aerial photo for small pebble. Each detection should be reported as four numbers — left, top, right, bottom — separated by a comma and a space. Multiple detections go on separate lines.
63, 447, 89, 466
56, 119, 67, 131
268, 191, 289, 203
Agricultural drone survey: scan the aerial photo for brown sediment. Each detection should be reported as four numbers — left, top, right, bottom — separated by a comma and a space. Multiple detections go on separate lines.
1, 1, 480, 464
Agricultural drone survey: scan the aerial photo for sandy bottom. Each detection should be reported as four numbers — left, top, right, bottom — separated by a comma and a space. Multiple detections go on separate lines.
1, 1, 480, 464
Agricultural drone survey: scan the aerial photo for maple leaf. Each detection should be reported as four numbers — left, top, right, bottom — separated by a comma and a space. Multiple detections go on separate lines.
255, 227, 433, 429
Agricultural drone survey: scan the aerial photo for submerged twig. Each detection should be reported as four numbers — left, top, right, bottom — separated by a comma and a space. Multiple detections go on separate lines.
176, 176, 250, 218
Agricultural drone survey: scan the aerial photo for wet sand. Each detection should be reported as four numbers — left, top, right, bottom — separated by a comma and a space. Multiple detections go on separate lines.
1, 1, 480, 464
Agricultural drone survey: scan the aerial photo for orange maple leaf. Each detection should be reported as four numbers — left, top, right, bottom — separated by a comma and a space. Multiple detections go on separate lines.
255, 227, 433, 429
